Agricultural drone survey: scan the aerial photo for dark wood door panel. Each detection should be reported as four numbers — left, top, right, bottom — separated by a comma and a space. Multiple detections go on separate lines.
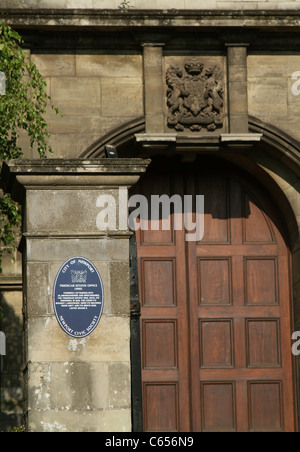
188, 166, 295, 432
137, 168, 191, 432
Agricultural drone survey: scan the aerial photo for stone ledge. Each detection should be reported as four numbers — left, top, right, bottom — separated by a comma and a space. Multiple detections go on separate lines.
3, 9, 300, 30
0, 276, 22, 291
220, 133, 263, 150
0, 158, 151, 203
135, 133, 177, 150
1, 158, 150, 174
135, 133, 264, 152
220, 133, 263, 142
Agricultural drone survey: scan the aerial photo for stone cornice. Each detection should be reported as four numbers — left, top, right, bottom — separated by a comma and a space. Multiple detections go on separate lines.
0, 158, 151, 203
2, 9, 300, 30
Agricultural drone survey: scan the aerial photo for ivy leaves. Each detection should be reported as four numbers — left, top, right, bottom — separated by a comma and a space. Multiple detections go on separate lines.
0, 22, 58, 272
0, 191, 21, 271
0, 22, 55, 160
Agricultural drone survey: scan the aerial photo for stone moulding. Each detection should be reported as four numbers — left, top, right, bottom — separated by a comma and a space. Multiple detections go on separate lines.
4, 9, 300, 30
79, 115, 300, 168
81, 117, 146, 159
0, 158, 151, 204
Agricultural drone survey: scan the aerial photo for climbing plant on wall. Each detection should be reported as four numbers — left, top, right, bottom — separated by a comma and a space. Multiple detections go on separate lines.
0, 21, 58, 272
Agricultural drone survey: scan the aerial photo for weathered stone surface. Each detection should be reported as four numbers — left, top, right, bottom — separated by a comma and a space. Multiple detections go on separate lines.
50, 77, 101, 117
26, 263, 51, 316
1, 159, 149, 432
31, 53, 76, 77
143, 45, 164, 134
28, 238, 129, 263
110, 262, 130, 315
26, 189, 119, 234
2, 0, 300, 9
109, 362, 131, 409
27, 409, 132, 433
6, 9, 300, 35
101, 78, 143, 118
227, 46, 248, 133
248, 54, 300, 142
26, 315, 131, 363
76, 53, 142, 78
28, 50, 144, 159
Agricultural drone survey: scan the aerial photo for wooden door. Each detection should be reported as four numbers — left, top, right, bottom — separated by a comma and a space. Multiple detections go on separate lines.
134, 166, 191, 432
135, 159, 296, 432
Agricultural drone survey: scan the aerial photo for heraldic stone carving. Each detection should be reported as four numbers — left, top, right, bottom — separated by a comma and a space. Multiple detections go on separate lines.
166, 59, 224, 132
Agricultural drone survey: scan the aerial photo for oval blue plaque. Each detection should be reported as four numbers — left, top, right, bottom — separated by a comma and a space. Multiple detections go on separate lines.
53, 257, 104, 338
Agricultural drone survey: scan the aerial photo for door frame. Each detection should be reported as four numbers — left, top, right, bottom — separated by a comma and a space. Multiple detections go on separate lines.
130, 233, 144, 432
129, 152, 299, 432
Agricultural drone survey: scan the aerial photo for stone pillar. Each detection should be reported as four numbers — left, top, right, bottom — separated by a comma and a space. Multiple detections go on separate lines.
226, 44, 249, 133
1, 158, 150, 432
142, 43, 165, 134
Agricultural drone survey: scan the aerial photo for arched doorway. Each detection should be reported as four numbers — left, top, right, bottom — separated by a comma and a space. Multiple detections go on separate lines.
133, 156, 296, 432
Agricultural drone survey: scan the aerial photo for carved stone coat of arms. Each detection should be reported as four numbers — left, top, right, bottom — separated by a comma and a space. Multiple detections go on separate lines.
166, 59, 224, 132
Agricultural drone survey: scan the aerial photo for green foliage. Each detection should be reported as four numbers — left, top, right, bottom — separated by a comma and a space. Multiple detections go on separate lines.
118, 0, 134, 9
0, 191, 22, 272
0, 22, 58, 271
8, 425, 26, 432
0, 22, 55, 159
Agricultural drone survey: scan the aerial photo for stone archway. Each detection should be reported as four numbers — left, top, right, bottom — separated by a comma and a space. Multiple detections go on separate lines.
80, 116, 300, 431
80, 114, 300, 252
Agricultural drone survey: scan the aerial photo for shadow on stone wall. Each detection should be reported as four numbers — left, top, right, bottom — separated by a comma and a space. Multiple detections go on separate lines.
0, 292, 24, 432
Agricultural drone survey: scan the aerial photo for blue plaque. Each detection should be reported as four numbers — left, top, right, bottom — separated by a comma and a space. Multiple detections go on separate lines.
53, 257, 104, 338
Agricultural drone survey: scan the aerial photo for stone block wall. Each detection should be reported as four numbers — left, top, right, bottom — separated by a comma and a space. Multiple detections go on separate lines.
25, 237, 132, 432
248, 54, 300, 142
25, 48, 300, 152
0, 159, 149, 432
27, 51, 143, 159
1, 0, 300, 10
